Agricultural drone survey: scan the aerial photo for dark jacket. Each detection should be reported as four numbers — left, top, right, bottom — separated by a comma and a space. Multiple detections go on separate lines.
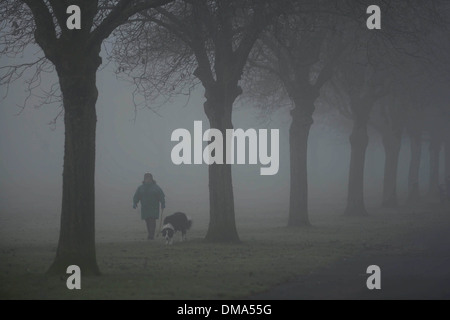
133, 181, 165, 220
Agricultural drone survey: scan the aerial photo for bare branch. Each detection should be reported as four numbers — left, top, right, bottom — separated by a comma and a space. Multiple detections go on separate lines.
21, 0, 57, 59
88, 0, 174, 48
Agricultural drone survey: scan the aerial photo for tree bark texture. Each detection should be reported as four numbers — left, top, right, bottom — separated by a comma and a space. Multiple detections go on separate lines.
203, 86, 240, 243
48, 52, 102, 275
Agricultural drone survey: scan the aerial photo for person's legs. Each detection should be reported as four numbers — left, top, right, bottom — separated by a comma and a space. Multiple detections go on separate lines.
145, 218, 156, 239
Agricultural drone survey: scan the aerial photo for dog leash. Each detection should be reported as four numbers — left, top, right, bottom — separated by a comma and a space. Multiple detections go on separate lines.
157, 207, 164, 238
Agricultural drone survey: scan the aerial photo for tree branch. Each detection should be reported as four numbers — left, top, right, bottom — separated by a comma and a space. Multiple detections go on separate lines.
247, 58, 280, 77
233, 5, 275, 82
88, 0, 173, 48
314, 40, 348, 90
47, 0, 68, 33
21, 0, 57, 59
143, 9, 192, 45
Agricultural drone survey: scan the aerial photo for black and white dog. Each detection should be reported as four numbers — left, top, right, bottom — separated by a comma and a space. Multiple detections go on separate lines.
161, 212, 192, 245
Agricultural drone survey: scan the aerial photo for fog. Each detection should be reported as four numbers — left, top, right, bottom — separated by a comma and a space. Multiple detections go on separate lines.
1, 0, 450, 301
1, 48, 443, 247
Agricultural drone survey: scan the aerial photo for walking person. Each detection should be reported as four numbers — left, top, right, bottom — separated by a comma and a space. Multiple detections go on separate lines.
133, 173, 166, 240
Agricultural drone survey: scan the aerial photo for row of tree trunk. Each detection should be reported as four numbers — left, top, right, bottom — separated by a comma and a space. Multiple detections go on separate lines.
355, 106, 448, 213
22, 1, 447, 276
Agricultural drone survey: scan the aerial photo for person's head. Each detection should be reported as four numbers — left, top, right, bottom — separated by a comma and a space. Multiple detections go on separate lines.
143, 173, 154, 184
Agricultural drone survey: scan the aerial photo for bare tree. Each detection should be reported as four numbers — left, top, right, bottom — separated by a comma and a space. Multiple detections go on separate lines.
423, 8, 450, 200
333, 60, 390, 215
112, 0, 289, 242
370, 64, 430, 208
245, 0, 448, 220
243, 2, 348, 226
423, 88, 448, 201
332, 0, 448, 214
370, 94, 405, 208
0, 0, 173, 275
405, 92, 425, 204
405, 77, 450, 204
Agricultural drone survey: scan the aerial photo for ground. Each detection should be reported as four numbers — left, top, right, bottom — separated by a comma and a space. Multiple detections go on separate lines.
251, 208, 450, 299
0, 202, 449, 299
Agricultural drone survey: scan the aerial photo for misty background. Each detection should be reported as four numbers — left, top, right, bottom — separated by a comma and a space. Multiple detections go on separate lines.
0, 45, 441, 246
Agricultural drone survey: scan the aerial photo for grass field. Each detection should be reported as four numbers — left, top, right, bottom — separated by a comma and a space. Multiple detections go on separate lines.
1, 203, 449, 299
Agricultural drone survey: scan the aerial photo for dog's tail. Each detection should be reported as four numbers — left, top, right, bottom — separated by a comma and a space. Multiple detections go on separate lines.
187, 216, 193, 230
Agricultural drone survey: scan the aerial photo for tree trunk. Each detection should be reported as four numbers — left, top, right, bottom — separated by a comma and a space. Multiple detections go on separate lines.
288, 98, 314, 227
407, 129, 422, 203
427, 134, 442, 200
381, 129, 402, 207
345, 114, 369, 216
48, 56, 101, 275
203, 90, 240, 243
